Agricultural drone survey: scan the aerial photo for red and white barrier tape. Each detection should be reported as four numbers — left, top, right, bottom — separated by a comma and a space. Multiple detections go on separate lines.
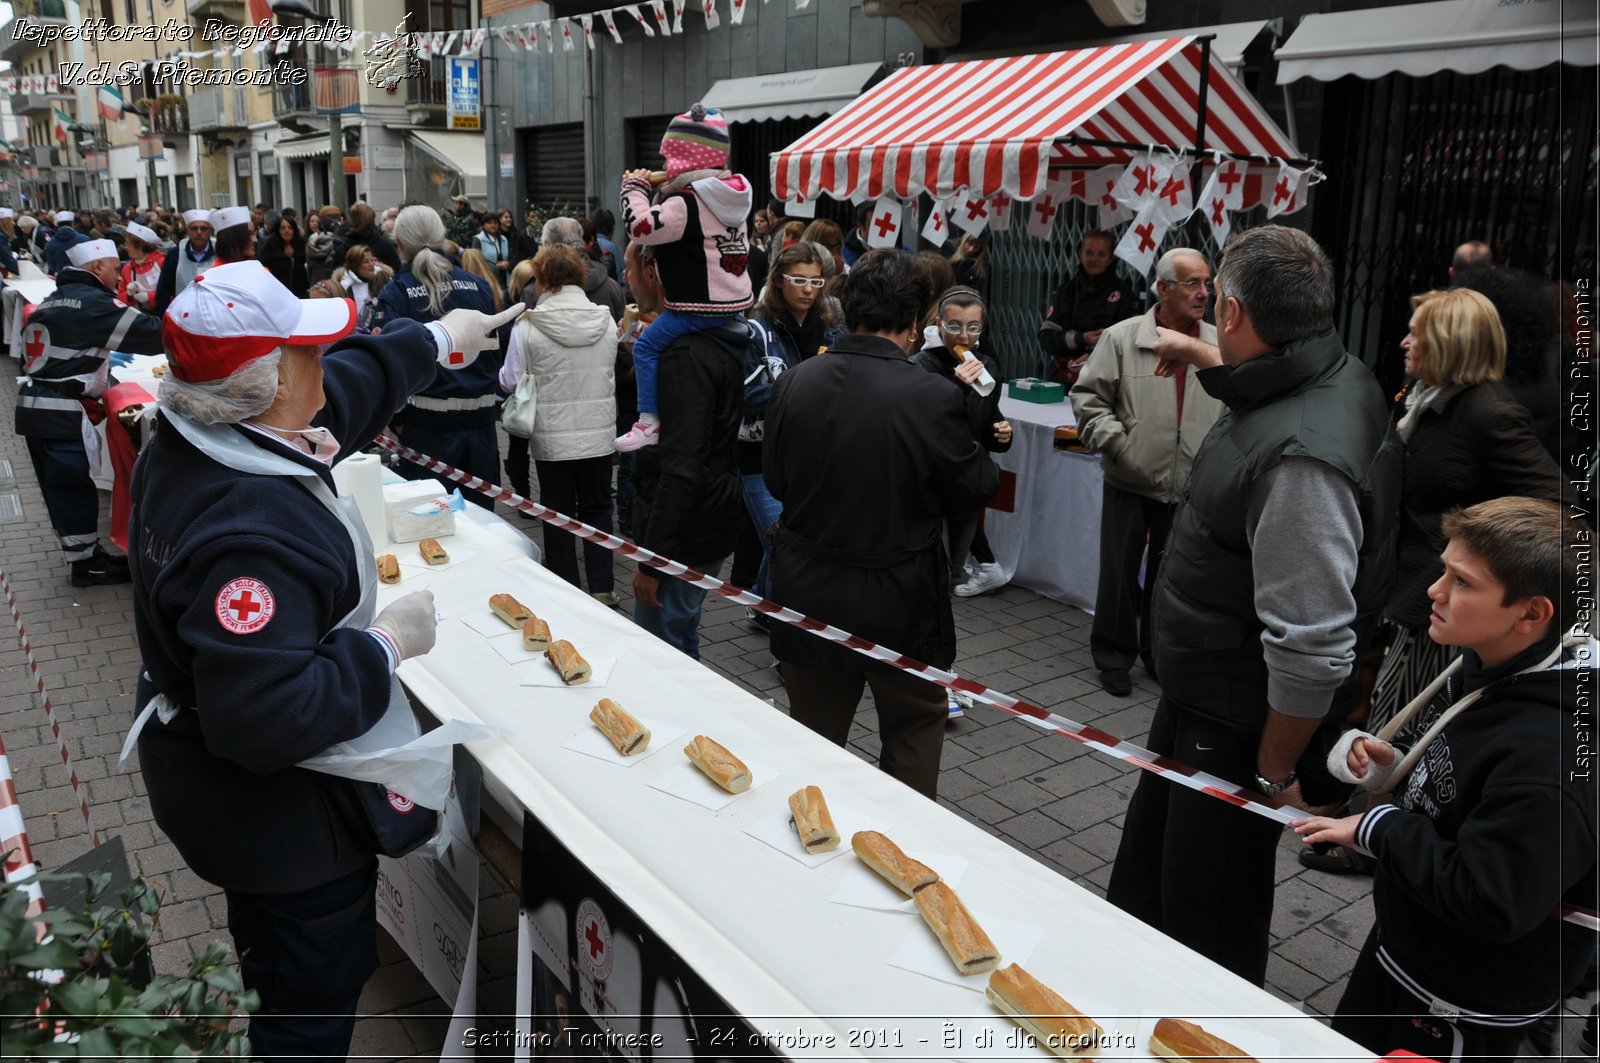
0, 730, 47, 925
375, 434, 1600, 931
0, 567, 101, 848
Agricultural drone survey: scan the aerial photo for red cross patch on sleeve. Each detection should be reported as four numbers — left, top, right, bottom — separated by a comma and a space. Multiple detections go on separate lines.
215, 577, 276, 634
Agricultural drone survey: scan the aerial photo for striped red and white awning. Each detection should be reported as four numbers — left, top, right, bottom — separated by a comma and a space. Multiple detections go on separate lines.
771, 37, 1302, 205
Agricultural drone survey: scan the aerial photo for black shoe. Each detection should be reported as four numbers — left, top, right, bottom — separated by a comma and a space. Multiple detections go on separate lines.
1527, 1011, 1562, 1057
71, 557, 132, 587
1581, 1002, 1597, 1057
1099, 668, 1132, 696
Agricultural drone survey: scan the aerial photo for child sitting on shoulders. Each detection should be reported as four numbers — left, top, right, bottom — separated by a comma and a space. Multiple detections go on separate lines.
1294, 496, 1596, 1063
616, 104, 754, 451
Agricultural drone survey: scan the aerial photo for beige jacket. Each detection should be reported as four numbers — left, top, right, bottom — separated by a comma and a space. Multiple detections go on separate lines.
1069, 308, 1223, 503
503, 286, 617, 462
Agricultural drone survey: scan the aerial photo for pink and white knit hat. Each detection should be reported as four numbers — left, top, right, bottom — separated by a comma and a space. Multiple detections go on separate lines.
660, 104, 730, 179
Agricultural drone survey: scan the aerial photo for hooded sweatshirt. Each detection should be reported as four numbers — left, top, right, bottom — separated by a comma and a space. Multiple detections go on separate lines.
499, 286, 617, 462
1354, 635, 1598, 1024
620, 169, 754, 315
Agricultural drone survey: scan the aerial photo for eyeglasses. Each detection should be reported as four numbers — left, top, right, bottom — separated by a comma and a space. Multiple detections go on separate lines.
1168, 278, 1211, 293
782, 274, 826, 289
940, 321, 984, 336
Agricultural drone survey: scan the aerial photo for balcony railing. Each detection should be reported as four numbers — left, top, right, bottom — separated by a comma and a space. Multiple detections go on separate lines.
406, 59, 447, 107
149, 96, 189, 136
186, 0, 246, 23
274, 82, 314, 117
190, 86, 249, 133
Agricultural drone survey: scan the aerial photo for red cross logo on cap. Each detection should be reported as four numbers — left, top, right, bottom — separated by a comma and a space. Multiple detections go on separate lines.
215, 577, 276, 634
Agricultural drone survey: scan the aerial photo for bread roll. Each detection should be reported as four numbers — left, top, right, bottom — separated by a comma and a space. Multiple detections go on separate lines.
986, 964, 1104, 1059
914, 880, 1000, 975
1149, 1018, 1256, 1062
489, 593, 533, 627
850, 831, 938, 896
683, 735, 751, 793
418, 538, 449, 565
376, 554, 400, 584
787, 786, 839, 853
545, 640, 592, 685
590, 698, 650, 756
522, 616, 551, 652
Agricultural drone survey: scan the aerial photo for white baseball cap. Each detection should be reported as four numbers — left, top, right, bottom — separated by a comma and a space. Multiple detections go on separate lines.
163, 260, 356, 384
67, 239, 118, 267
54, 210, 75, 224
126, 221, 159, 245
0, 208, 13, 219
210, 205, 250, 231
182, 209, 211, 227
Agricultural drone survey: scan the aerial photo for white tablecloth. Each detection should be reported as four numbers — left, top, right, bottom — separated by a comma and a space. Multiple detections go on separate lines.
984, 394, 1103, 612
378, 513, 1368, 1061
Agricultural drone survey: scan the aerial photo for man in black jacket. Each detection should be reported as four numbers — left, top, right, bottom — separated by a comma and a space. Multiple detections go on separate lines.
1105, 225, 1401, 985
629, 246, 745, 658
764, 251, 1000, 798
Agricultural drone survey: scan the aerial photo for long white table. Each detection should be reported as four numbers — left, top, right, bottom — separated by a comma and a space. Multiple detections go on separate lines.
984, 394, 1103, 612
376, 510, 1373, 1061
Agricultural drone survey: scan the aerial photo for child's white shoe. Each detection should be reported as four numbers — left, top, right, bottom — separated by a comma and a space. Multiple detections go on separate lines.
615, 421, 661, 452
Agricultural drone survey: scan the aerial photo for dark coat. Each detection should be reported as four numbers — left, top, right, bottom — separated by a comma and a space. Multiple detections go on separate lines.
631, 322, 746, 570
347, 225, 402, 274
1388, 381, 1564, 627
257, 237, 310, 297
911, 343, 1012, 454
763, 333, 1000, 673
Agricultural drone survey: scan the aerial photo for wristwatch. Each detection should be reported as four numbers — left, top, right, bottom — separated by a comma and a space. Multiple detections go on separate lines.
1254, 769, 1298, 797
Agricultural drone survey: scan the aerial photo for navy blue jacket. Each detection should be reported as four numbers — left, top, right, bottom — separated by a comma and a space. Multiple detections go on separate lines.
43, 226, 88, 276
370, 264, 504, 404
130, 318, 439, 893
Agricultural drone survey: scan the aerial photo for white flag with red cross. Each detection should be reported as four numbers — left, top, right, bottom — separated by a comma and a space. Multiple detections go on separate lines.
702, 0, 720, 28
601, 10, 624, 42
921, 199, 951, 247
1025, 190, 1062, 241
949, 191, 991, 236
1110, 151, 1175, 213
559, 18, 575, 50
1079, 164, 1130, 229
1266, 160, 1310, 217
624, 5, 654, 36
1150, 163, 1194, 226
784, 192, 817, 219
730, 0, 747, 22
668, 0, 685, 33
987, 193, 1014, 232
1114, 203, 1170, 279
578, 15, 596, 48
866, 196, 902, 249
1194, 166, 1234, 247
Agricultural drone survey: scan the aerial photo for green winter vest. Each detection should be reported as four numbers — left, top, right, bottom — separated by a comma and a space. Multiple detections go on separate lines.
1151, 329, 1401, 730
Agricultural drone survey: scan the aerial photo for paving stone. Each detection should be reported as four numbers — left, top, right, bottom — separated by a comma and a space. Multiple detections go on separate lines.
1027, 754, 1124, 798
962, 743, 1057, 786
1276, 925, 1361, 983
1039, 785, 1132, 832
985, 777, 1057, 814
1035, 836, 1106, 879
995, 809, 1074, 849
1266, 953, 1332, 1004
1269, 875, 1353, 941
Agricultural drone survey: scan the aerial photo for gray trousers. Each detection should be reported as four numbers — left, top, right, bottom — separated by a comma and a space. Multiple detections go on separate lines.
1090, 482, 1174, 674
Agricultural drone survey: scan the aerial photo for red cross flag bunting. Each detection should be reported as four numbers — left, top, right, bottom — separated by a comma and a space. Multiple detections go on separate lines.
867, 195, 902, 249
1026, 191, 1061, 241
215, 577, 276, 635
1114, 202, 1170, 280
1267, 160, 1310, 218
920, 199, 951, 247
1194, 162, 1235, 246
578, 13, 595, 48
702, 0, 720, 28
1083, 164, 1131, 229
784, 192, 817, 219
1151, 166, 1193, 226
1110, 150, 1176, 214
624, 4, 654, 37
730, 0, 746, 23
950, 191, 990, 237
600, 10, 624, 42
559, 17, 575, 50
987, 193, 1014, 232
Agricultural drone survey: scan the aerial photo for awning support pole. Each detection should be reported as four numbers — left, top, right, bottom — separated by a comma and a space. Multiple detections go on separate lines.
1190, 34, 1213, 232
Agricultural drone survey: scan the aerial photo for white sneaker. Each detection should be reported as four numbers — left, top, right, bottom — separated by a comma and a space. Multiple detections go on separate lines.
614, 420, 660, 452
947, 693, 965, 720
953, 562, 1006, 597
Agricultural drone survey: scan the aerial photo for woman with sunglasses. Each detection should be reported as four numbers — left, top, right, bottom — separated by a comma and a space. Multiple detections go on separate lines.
913, 287, 1011, 601
741, 243, 843, 621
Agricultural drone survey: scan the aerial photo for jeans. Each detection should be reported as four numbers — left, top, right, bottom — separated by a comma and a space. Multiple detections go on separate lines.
631, 310, 733, 416
535, 455, 614, 594
633, 558, 723, 660
740, 473, 782, 596
224, 861, 380, 1062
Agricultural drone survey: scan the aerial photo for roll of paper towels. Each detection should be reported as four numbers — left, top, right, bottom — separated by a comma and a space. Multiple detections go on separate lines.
332, 453, 386, 542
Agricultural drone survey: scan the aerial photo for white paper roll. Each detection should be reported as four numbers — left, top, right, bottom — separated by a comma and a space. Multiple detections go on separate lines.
332, 452, 386, 542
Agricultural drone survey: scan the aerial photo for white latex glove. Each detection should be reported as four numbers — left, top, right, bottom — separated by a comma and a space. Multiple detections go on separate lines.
131, 284, 150, 307
430, 302, 526, 370
368, 589, 438, 662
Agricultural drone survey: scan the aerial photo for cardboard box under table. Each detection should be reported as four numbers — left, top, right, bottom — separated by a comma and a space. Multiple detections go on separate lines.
378, 512, 1369, 1060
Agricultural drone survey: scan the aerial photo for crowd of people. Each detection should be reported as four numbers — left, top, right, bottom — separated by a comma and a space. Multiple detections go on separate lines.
1, 99, 1592, 1062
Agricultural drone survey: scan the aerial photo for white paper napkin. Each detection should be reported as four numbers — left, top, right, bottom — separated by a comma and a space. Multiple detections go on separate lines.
395, 544, 478, 574
373, 557, 427, 586
829, 849, 971, 912
488, 631, 543, 664
521, 655, 618, 688
741, 797, 870, 867
562, 716, 685, 767
646, 750, 781, 811
885, 911, 1043, 990
459, 610, 527, 639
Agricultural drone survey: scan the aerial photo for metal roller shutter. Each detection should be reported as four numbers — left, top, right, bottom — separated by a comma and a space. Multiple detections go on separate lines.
521, 123, 587, 213
630, 115, 674, 172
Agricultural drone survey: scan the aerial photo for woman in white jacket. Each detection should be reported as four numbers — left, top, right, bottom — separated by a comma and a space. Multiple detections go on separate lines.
499, 243, 619, 603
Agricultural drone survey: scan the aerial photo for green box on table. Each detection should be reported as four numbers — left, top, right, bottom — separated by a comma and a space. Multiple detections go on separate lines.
1006, 377, 1066, 404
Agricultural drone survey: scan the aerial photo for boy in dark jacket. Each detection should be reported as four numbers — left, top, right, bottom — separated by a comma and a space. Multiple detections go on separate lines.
1294, 496, 1597, 1063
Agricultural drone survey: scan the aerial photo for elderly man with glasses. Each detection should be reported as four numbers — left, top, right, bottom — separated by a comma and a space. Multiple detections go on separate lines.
1068, 248, 1224, 697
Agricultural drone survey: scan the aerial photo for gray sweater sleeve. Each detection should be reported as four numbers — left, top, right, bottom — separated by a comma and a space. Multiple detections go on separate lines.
1245, 457, 1363, 718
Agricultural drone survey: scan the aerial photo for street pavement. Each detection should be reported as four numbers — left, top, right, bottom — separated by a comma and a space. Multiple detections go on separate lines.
0, 376, 1585, 1060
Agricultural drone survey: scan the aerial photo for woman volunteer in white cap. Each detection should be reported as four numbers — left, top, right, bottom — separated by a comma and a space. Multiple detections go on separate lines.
154, 207, 217, 314
117, 221, 168, 312
210, 204, 256, 264
127, 259, 522, 1061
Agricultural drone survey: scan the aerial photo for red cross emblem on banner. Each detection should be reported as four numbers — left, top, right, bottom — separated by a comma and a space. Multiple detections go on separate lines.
1159, 175, 1186, 207
1135, 222, 1157, 253
1211, 198, 1227, 225
1274, 177, 1293, 206
584, 920, 605, 959
1218, 164, 1244, 196
874, 209, 897, 239
991, 193, 1012, 213
215, 577, 276, 635
929, 212, 944, 233
1132, 165, 1155, 196
964, 198, 988, 222
1034, 197, 1058, 226
23, 325, 46, 368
